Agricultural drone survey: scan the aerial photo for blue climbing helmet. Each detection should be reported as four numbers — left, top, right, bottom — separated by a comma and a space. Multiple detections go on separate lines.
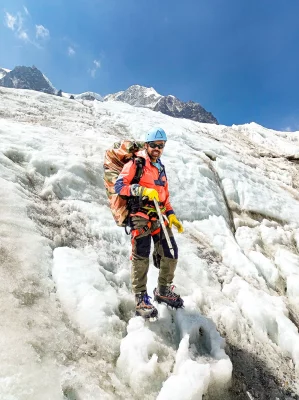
145, 127, 167, 143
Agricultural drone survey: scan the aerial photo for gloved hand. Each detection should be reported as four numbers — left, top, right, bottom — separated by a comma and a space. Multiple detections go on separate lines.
168, 214, 184, 233
141, 187, 160, 202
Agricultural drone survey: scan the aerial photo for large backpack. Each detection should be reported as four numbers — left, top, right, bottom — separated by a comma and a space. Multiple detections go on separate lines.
103, 140, 145, 227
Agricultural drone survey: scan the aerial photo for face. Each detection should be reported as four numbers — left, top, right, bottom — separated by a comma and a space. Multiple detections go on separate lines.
145, 141, 166, 161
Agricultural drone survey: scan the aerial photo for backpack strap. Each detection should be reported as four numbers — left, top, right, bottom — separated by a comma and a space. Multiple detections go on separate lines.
124, 157, 146, 234
131, 157, 145, 184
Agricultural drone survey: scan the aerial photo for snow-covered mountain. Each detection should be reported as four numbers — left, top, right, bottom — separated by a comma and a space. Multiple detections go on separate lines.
74, 91, 103, 101
0, 66, 217, 124
0, 66, 104, 102
103, 90, 127, 102
104, 84, 218, 124
0, 66, 56, 94
104, 84, 162, 108
1, 86, 299, 399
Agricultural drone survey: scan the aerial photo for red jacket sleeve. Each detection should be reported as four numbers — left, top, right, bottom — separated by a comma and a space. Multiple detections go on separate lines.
114, 160, 139, 196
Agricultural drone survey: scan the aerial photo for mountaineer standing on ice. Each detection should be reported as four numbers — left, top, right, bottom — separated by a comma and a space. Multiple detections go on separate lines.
115, 127, 184, 319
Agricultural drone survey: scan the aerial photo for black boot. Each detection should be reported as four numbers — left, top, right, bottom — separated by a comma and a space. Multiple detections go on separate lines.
135, 292, 158, 319
153, 285, 184, 309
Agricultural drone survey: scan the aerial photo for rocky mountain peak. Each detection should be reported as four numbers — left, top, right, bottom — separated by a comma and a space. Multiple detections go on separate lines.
154, 96, 218, 124
0, 65, 218, 124
104, 84, 218, 124
0, 66, 56, 95
104, 84, 162, 108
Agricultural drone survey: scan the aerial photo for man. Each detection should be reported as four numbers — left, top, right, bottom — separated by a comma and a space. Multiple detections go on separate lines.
115, 127, 184, 319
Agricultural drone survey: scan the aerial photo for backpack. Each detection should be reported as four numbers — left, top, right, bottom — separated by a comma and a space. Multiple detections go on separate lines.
103, 140, 145, 227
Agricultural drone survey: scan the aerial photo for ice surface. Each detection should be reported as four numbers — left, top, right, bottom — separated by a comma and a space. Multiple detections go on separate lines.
117, 317, 167, 397
1, 86, 299, 398
53, 247, 124, 339
161, 298, 233, 399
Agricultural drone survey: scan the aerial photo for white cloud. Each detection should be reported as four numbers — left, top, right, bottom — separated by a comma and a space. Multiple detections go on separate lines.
36, 24, 50, 39
23, 6, 30, 16
18, 30, 29, 42
3, 9, 43, 48
4, 11, 28, 42
68, 46, 75, 56
89, 59, 101, 78
94, 59, 101, 68
4, 12, 17, 30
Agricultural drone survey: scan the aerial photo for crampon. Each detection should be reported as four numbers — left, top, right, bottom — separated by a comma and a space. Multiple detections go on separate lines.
153, 285, 184, 309
135, 292, 158, 320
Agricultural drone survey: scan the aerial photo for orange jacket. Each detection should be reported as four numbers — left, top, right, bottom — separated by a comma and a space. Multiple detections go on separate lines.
114, 150, 174, 216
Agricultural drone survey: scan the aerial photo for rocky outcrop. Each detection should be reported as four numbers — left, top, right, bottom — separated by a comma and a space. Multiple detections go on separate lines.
154, 96, 218, 124
104, 85, 218, 124
104, 85, 161, 108
0, 66, 56, 94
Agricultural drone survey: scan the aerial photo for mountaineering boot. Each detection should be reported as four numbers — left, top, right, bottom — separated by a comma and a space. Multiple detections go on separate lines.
153, 285, 184, 309
135, 292, 158, 319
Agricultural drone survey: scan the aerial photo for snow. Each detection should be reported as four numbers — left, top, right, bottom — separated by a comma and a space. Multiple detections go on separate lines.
103, 90, 124, 102
104, 84, 162, 108
1, 86, 299, 398
59, 91, 103, 101
53, 247, 124, 339
0, 67, 11, 79
42, 73, 57, 93
74, 91, 103, 101
117, 317, 166, 395
143, 86, 161, 97
164, 297, 233, 398
0, 71, 6, 80
232, 122, 299, 156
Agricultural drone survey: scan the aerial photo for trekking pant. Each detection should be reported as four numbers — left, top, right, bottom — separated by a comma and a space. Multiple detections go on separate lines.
130, 215, 178, 294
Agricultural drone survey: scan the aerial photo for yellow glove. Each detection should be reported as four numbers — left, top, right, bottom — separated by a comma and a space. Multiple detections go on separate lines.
168, 214, 184, 233
141, 187, 160, 202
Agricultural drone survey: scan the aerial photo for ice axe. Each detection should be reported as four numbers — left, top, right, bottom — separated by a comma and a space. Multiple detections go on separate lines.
153, 199, 175, 258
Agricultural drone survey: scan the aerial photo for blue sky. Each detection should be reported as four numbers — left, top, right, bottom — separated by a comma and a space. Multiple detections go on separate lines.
1, 0, 299, 131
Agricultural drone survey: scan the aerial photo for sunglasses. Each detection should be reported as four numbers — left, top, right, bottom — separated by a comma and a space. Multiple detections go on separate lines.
148, 142, 165, 149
